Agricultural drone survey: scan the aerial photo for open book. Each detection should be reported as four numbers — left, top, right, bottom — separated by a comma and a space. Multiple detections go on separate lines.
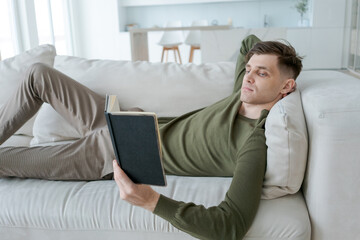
104, 95, 166, 186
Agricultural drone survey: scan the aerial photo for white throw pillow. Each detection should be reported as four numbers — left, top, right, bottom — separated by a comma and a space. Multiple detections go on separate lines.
30, 104, 82, 146
0, 44, 56, 137
262, 89, 308, 199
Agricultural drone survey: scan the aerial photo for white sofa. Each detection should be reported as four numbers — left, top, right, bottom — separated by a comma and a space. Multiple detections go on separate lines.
0, 45, 360, 240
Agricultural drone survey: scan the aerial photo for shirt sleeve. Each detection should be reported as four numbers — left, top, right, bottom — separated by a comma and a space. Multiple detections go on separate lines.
153, 128, 267, 240
232, 35, 261, 94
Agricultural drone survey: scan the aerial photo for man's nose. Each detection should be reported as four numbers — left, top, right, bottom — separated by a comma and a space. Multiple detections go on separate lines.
245, 72, 255, 84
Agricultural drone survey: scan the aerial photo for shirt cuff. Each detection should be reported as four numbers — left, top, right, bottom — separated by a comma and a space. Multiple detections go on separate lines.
153, 194, 180, 221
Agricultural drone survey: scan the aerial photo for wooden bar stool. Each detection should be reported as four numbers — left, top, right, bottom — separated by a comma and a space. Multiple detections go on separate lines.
161, 46, 182, 64
158, 21, 184, 64
189, 46, 200, 63
185, 20, 208, 63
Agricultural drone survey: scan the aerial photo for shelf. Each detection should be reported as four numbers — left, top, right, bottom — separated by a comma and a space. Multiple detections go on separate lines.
129, 25, 232, 33
121, 0, 252, 7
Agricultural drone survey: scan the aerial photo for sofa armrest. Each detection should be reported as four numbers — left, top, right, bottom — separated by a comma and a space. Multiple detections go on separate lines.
298, 70, 360, 240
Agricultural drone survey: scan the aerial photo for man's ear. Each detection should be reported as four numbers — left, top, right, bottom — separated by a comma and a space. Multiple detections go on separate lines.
280, 78, 296, 95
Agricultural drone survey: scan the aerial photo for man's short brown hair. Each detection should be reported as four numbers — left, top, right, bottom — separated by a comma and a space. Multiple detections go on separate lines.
246, 40, 303, 80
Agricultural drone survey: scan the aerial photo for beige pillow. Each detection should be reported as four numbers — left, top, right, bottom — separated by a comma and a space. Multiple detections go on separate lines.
0, 44, 56, 137
263, 89, 308, 199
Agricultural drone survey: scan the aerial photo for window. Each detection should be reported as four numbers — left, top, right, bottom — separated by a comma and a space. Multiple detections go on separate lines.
0, 0, 16, 60
34, 0, 71, 55
0, 0, 73, 60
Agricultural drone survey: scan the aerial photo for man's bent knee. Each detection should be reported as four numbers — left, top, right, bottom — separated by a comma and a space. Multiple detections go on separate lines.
25, 63, 56, 92
27, 62, 53, 77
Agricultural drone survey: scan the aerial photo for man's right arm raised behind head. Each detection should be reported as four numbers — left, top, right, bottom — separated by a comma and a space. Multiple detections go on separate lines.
232, 35, 261, 94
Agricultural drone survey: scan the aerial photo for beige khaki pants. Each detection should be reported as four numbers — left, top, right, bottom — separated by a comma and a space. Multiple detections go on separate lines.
0, 63, 115, 180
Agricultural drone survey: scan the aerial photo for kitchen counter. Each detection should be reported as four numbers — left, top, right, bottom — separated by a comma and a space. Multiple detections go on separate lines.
129, 25, 231, 61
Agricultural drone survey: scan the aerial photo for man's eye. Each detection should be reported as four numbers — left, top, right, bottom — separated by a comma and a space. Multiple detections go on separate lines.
259, 72, 267, 77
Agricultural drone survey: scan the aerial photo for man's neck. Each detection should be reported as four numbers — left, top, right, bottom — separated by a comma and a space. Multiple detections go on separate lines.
238, 103, 261, 119
238, 92, 283, 118
238, 102, 274, 119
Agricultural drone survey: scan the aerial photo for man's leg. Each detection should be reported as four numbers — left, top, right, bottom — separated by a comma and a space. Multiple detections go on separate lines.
0, 63, 106, 145
0, 63, 113, 180
0, 127, 114, 180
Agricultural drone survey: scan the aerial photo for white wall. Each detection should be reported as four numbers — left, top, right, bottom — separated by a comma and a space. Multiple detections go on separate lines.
70, 0, 353, 69
201, 0, 352, 69
295, 0, 351, 69
70, 0, 125, 60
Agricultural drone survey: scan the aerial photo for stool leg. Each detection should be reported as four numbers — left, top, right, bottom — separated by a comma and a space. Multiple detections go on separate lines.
176, 47, 182, 64
165, 49, 169, 62
189, 46, 194, 63
173, 48, 177, 63
161, 47, 165, 62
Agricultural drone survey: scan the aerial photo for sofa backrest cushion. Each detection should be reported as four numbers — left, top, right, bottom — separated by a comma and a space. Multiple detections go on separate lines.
30, 55, 308, 199
0, 44, 56, 137
30, 56, 235, 145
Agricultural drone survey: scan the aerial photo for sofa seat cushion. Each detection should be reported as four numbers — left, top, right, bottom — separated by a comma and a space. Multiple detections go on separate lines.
0, 176, 310, 240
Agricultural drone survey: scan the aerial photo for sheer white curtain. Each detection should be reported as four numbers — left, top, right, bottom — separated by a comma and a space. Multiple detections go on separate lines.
34, 0, 73, 55
0, 0, 73, 60
0, 0, 17, 59
348, 0, 360, 75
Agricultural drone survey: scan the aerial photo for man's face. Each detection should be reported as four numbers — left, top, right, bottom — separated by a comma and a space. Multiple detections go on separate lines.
240, 54, 287, 105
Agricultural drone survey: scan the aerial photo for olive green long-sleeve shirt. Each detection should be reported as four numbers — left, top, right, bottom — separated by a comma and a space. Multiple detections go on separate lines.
154, 35, 267, 240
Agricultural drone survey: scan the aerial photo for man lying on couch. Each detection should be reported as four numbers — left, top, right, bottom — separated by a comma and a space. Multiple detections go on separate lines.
0, 35, 302, 239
